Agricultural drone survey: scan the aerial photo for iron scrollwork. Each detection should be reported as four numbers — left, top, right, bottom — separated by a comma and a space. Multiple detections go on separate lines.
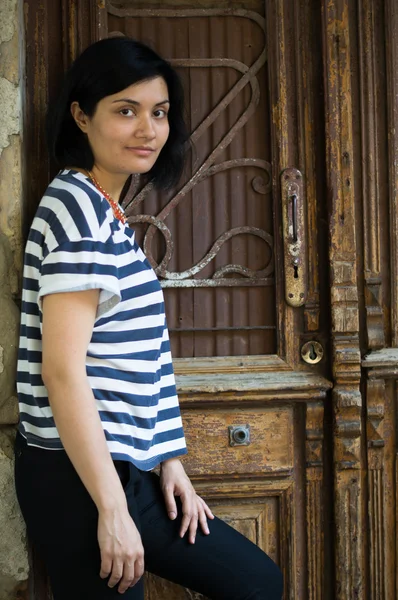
109, 6, 273, 288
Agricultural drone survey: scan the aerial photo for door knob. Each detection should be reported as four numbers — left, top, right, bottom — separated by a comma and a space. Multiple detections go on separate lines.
228, 425, 251, 446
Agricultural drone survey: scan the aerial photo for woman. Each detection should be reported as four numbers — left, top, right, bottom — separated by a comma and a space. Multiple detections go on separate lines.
14, 37, 283, 600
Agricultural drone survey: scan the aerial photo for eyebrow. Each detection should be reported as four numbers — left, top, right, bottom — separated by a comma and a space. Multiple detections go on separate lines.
112, 99, 170, 106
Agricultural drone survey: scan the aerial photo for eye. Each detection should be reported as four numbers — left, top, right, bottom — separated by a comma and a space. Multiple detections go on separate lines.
119, 108, 134, 117
153, 108, 168, 119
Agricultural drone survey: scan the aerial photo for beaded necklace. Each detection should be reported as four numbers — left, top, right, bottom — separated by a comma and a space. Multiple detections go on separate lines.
86, 170, 127, 224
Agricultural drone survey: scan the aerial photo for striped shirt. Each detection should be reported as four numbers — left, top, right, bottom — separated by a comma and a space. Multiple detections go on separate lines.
17, 169, 187, 471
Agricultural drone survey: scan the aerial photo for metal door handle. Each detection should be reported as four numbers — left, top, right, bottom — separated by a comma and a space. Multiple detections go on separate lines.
228, 425, 250, 446
281, 168, 307, 307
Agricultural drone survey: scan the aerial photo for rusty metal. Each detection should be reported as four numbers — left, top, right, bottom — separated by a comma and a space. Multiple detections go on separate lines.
280, 168, 307, 307
228, 425, 251, 446
108, 5, 269, 290
141, 56, 264, 265
164, 226, 272, 280
126, 56, 263, 217
161, 278, 274, 289
102, 4, 274, 357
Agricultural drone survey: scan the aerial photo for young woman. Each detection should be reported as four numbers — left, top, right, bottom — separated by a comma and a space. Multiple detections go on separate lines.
14, 37, 283, 600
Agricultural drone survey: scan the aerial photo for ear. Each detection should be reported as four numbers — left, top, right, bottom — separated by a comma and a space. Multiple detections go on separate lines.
70, 101, 90, 133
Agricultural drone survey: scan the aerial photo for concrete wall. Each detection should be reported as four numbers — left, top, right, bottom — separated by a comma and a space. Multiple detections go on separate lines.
0, 0, 29, 597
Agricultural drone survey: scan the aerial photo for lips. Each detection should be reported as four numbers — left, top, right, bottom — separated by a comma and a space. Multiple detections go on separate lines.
126, 147, 156, 157
128, 146, 155, 151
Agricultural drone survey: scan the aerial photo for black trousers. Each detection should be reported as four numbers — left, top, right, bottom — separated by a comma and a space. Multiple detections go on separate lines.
14, 433, 283, 600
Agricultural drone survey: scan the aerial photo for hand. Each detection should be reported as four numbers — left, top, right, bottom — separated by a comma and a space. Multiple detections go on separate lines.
160, 458, 215, 544
97, 505, 144, 594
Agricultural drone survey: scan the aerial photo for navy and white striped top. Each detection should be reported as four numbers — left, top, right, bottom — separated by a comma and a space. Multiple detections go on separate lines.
17, 169, 187, 471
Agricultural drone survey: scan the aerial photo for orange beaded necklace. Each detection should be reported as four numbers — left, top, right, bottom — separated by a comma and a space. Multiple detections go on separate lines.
86, 170, 127, 224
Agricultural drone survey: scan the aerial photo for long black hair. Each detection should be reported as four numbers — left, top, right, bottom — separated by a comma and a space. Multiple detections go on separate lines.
46, 37, 188, 190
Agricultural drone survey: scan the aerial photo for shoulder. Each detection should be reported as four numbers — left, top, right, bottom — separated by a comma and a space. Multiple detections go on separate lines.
33, 170, 113, 249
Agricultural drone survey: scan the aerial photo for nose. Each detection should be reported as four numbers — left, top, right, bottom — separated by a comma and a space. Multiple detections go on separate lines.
136, 113, 156, 139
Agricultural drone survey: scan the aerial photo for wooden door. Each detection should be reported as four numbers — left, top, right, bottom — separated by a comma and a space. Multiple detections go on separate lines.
24, 1, 332, 598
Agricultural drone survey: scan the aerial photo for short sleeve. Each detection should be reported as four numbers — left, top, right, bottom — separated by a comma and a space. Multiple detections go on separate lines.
38, 239, 120, 318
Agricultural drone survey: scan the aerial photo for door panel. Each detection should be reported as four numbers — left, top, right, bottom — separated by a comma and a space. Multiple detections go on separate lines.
109, 5, 275, 358
144, 479, 292, 600
181, 406, 294, 476
24, 1, 332, 598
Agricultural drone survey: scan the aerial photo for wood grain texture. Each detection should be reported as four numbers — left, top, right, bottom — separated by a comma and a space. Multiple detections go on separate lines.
359, 0, 386, 350
181, 406, 294, 477
385, 0, 398, 346
176, 371, 332, 396
295, 0, 324, 332
366, 379, 385, 598
305, 402, 324, 600
321, 0, 364, 597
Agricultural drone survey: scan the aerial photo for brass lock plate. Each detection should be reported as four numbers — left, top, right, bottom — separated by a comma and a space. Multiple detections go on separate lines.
280, 168, 307, 307
301, 341, 324, 364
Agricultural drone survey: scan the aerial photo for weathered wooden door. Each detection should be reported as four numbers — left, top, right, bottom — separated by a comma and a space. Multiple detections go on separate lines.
24, 1, 333, 598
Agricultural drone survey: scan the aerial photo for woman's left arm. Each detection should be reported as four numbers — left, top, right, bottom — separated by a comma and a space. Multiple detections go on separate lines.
160, 457, 214, 544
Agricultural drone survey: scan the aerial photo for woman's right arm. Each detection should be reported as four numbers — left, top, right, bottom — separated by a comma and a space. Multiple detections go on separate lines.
41, 289, 144, 594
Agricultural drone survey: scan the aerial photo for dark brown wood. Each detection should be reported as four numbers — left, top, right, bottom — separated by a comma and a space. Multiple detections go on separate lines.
22, 1, 336, 599
321, 0, 365, 596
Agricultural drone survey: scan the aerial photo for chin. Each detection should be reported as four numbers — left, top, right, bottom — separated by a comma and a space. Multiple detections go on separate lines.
130, 162, 157, 174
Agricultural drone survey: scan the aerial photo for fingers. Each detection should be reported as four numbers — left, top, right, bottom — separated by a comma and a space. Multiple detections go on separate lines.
120, 553, 145, 593
179, 509, 193, 540
100, 554, 112, 580
163, 484, 178, 520
198, 505, 210, 536
180, 494, 214, 543
108, 559, 124, 589
102, 553, 145, 594
188, 511, 199, 544
199, 496, 215, 520
129, 556, 145, 588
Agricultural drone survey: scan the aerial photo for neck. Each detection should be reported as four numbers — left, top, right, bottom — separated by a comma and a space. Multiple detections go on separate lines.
89, 166, 129, 202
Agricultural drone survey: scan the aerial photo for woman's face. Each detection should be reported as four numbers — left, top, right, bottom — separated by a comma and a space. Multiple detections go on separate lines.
72, 76, 170, 177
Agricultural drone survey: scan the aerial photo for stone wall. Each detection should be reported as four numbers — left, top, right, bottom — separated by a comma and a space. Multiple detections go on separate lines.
0, 0, 29, 598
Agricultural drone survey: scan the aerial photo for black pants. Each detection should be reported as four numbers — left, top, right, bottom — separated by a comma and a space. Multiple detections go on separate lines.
14, 433, 283, 600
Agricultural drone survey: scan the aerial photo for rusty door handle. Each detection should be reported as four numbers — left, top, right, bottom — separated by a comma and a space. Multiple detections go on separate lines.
228, 425, 250, 446
281, 168, 307, 307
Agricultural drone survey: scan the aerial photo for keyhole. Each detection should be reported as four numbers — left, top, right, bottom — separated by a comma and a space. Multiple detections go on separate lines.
309, 344, 317, 361
293, 265, 299, 279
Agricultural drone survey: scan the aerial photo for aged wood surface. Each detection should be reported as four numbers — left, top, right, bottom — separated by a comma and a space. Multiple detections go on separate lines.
362, 375, 396, 598
265, 0, 297, 366
363, 348, 398, 379
359, 0, 386, 350
296, 0, 324, 333
174, 355, 291, 374
25, 0, 389, 598
305, 402, 324, 600
366, 379, 386, 598
181, 406, 293, 477
363, 347, 398, 367
176, 371, 332, 396
322, 0, 364, 598
386, 0, 398, 347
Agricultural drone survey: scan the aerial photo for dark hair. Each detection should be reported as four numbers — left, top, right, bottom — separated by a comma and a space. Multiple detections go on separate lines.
46, 37, 188, 190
